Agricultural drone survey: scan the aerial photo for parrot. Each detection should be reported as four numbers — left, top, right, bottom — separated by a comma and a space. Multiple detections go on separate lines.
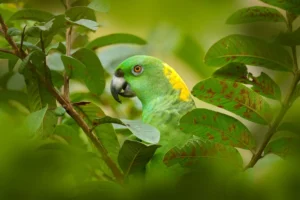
110, 55, 196, 155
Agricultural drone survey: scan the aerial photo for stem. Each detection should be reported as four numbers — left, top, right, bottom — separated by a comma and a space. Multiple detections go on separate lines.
64, 0, 72, 100
0, 14, 124, 183
245, 13, 300, 169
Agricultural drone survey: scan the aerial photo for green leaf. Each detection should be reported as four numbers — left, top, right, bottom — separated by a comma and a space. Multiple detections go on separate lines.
121, 120, 160, 144
192, 77, 272, 124
53, 124, 85, 147
86, 33, 147, 50
51, 70, 64, 88
24, 105, 48, 135
93, 116, 125, 127
0, 90, 29, 108
7, 27, 21, 36
9, 8, 54, 22
0, 71, 14, 89
291, 84, 300, 103
180, 108, 256, 151
260, 0, 300, 14
226, 6, 286, 24
8, 57, 19, 72
46, 42, 66, 54
276, 27, 300, 46
0, 51, 18, 60
72, 34, 88, 49
65, 6, 96, 21
72, 48, 105, 95
92, 117, 160, 144
213, 63, 282, 100
118, 140, 160, 177
88, 0, 110, 13
74, 103, 120, 162
163, 139, 243, 169
16, 41, 43, 52
18, 50, 44, 73
204, 34, 293, 72
278, 122, 300, 135
265, 137, 299, 158
54, 106, 66, 116
61, 55, 86, 80
67, 18, 99, 31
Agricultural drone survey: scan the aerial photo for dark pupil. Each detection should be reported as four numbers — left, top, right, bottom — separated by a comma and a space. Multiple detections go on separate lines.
135, 66, 140, 72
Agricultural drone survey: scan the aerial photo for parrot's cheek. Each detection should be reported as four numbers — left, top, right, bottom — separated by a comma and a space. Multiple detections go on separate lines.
110, 75, 136, 103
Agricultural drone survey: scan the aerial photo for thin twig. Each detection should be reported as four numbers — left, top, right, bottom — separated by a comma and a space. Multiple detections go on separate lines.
64, 0, 72, 100
244, 12, 300, 170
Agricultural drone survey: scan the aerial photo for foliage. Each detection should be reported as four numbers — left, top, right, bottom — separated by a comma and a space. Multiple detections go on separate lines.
0, 0, 300, 199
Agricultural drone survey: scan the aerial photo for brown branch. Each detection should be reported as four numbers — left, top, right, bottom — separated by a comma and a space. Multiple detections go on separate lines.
0, 48, 14, 54
0, 13, 124, 183
0, 15, 22, 57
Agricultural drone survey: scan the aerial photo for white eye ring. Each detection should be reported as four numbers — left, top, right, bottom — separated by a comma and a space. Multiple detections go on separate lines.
132, 65, 143, 76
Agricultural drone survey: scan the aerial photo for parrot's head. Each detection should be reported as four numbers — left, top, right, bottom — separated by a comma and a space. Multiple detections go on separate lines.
110, 55, 192, 105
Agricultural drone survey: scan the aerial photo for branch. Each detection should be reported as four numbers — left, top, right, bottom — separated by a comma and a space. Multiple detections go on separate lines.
0, 15, 22, 57
245, 13, 300, 169
0, 48, 14, 54
0, 13, 124, 183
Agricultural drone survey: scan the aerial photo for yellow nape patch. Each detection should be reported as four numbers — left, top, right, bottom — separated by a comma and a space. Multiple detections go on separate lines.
163, 63, 191, 101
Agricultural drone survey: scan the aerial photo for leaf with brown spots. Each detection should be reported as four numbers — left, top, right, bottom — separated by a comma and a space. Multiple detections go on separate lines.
180, 109, 256, 151
213, 63, 281, 100
192, 77, 272, 124
226, 6, 286, 24
265, 137, 300, 159
74, 103, 120, 163
261, 0, 300, 14
204, 34, 293, 72
163, 139, 243, 169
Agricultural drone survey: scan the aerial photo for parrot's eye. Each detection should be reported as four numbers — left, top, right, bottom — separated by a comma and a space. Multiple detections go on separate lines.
132, 65, 143, 75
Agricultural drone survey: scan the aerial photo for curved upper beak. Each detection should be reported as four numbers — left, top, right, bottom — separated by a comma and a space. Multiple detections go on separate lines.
110, 69, 136, 103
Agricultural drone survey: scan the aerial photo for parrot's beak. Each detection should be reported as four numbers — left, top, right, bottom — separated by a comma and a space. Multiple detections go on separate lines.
110, 69, 136, 103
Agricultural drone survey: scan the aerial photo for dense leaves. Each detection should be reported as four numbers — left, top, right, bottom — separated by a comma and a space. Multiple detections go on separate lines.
204, 34, 293, 72
226, 6, 286, 24
213, 63, 282, 100
86, 33, 147, 50
163, 139, 243, 169
118, 140, 160, 177
192, 77, 272, 124
180, 108, 256, 151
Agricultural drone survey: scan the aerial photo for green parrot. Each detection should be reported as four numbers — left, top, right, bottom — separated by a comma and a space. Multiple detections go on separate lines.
110, 55, 196, 153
